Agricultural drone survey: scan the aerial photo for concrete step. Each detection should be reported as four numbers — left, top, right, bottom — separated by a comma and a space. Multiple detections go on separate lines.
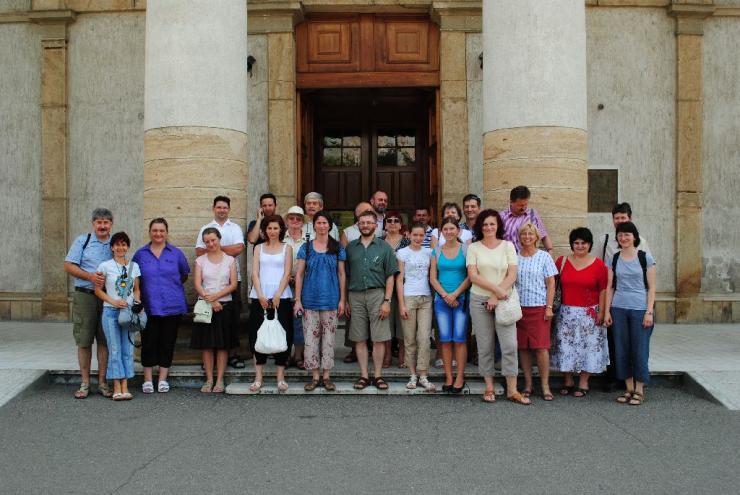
225, 381, 493, 396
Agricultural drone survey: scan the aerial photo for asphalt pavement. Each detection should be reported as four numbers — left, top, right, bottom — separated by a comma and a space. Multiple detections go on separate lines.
1, 384, 739, 495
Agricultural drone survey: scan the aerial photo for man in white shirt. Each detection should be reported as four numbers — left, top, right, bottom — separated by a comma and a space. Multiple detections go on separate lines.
302, 191, 340, 240
340, 201, 381, 247
195, 195, 246, 367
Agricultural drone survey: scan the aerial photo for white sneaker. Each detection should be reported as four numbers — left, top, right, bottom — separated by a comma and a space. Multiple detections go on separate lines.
419, 376, 436, 392
142, 381, 154, 394
157, 380, 170, 393
406, 374, 418, 389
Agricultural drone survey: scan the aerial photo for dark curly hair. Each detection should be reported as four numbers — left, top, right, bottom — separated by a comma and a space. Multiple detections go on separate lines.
568, 227, 594, 252
473, 209, 505, 241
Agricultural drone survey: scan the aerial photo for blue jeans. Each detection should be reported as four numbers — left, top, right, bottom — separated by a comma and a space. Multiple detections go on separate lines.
611, 307, 653, 383
434, 294, 469, 343
101, 307, 135, 380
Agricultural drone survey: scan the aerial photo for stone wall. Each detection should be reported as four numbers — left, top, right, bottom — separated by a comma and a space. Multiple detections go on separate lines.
67, 13, 145, 248
0, 23, 42, 293
702, 17, 740, 295
585, 8, 676, 293
466, 32, 483, 200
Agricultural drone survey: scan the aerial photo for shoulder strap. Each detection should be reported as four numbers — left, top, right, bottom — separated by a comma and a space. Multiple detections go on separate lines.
638, 250, 649, 290
78, 233, 92, 265
611, 252, 620, 289
602, 234, 609, 261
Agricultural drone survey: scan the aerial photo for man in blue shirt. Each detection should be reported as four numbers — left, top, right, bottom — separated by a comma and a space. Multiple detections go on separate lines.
63, 208, 114, 399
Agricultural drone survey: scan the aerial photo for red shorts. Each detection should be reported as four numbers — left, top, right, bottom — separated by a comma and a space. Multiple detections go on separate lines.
516, 306, 551, 350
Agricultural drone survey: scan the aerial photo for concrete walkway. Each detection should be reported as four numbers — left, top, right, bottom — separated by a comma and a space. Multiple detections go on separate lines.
1, 321, 739, 408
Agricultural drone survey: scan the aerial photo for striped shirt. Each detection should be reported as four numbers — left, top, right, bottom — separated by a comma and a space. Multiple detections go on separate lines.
500, 207, 548, 252
516, 249, 558, 307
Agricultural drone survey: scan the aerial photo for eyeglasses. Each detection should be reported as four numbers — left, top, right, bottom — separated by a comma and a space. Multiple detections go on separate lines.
386, 218, 401, 224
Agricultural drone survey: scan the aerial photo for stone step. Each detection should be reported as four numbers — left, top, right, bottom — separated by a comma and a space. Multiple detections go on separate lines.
225, 381, 493, 396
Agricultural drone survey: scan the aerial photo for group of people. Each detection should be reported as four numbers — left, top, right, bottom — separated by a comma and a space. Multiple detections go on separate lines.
64, 186, 656, 407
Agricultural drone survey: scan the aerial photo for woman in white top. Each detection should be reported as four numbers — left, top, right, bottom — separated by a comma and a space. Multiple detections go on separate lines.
397, 222, 436, 391
430, 202, 473, 249
248, 215, 293, 393
192, 227, 238, 393
95, 231, 141, 401
467, 210, 531, 405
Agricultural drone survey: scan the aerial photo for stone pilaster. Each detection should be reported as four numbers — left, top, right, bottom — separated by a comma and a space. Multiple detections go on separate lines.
433, 4, 479, 206
669, 2, 714, 322
31, 10, 76, 320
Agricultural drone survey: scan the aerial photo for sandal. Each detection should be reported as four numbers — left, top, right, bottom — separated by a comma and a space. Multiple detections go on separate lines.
157, 381, 170, 393
559, 385, 575, 396
212, 382, 225, 393
629, 392, 644, 406
121, 392, 133, 401
142, 381, 154, 394
482, 390, 496, 403
542, 392, 554, 401
616, 391, 634, 404
249, 381, 262, 393
295, 360, 305, 370
353, 376, 371, 390
522, 388, 532, 398
74, 383, 90, 399
507, 391, 532, 405
373, 377, 389, 390
200, 380, 213, 393
323, 379, 336, 391
573, 387, 589, 398
98, 383, 113, 399
112, 392, 125, 401
304, 380, 320, 391
343, 352, 357, 364
277, 380, 289, 392
397, 362, 408, 369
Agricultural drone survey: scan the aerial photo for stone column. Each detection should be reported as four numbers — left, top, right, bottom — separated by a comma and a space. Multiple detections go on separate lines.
144, 0, 248, 253
31, 10, 76, 320
669, 3, 714, 322
482, 0, 588, 249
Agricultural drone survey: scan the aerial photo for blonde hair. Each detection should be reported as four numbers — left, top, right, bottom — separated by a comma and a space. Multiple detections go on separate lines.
518, 222, 541, 242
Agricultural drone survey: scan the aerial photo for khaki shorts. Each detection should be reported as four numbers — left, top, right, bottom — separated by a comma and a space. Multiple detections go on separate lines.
72, 290, 107, 348
348, 289, 391, 343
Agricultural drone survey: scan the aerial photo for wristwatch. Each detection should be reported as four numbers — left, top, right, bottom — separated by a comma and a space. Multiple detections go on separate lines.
383, 298, 391, 303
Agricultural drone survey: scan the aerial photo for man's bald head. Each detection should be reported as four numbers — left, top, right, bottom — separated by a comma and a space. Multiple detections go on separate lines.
354, 201, 373, 218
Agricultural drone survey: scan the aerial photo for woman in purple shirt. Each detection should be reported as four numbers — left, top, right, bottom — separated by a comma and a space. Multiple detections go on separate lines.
132, 218, 190, 394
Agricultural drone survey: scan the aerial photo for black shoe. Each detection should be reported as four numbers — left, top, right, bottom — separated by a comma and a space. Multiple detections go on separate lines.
442, 384, 453, 393
451, 382, 466, 394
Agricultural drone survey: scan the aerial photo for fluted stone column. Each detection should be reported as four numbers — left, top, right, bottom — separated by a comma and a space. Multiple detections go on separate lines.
482, 0, 587, 249
144, 0, 248, 255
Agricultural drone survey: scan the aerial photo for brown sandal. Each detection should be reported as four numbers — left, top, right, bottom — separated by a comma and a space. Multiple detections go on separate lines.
629, 392, 644, 406
304, 380, 320, 392
373, 377, 389, 390
323, 379, 336, 391
482, 390, 496, 403
616, 391, 634, 404
507, 391, 532, 405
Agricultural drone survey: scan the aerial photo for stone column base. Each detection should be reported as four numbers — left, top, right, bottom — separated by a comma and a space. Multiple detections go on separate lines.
483, 126, 587, 250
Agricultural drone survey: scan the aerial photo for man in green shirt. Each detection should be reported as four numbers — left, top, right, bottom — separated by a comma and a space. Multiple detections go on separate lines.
345, 210, 398, 390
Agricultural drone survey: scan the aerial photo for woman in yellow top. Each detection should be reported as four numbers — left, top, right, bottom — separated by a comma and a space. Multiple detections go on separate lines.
467, 209, 530, 405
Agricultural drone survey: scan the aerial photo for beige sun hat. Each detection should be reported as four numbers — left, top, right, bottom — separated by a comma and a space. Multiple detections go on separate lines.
285, 205, 305, 218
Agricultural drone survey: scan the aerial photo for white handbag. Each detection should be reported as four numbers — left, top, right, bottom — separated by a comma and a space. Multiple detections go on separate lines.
254, 310, 288, 354
193, 298, 213, 324
495, 286, 523, 326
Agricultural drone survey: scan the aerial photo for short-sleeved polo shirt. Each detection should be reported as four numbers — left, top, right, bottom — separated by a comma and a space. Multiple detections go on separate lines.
195, 219, 245, 281
64, 233, 112, 290
500, 207, 549, 252
345, 237, 398, 292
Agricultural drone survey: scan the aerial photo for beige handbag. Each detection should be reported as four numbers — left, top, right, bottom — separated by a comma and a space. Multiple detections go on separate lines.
193, 298, 213, 324
495, 286, 523, 326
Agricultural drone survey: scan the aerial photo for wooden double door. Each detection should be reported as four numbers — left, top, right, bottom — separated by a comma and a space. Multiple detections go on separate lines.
299, 89, 437, 227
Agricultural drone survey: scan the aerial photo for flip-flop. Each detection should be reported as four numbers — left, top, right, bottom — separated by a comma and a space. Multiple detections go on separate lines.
200, 381, 213, 393
212, 382, 225, 393
507, 391, 532, 405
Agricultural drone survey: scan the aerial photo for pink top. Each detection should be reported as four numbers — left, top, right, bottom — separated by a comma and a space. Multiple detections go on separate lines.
196, 254, 235, 302
557, 256, 608, 307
